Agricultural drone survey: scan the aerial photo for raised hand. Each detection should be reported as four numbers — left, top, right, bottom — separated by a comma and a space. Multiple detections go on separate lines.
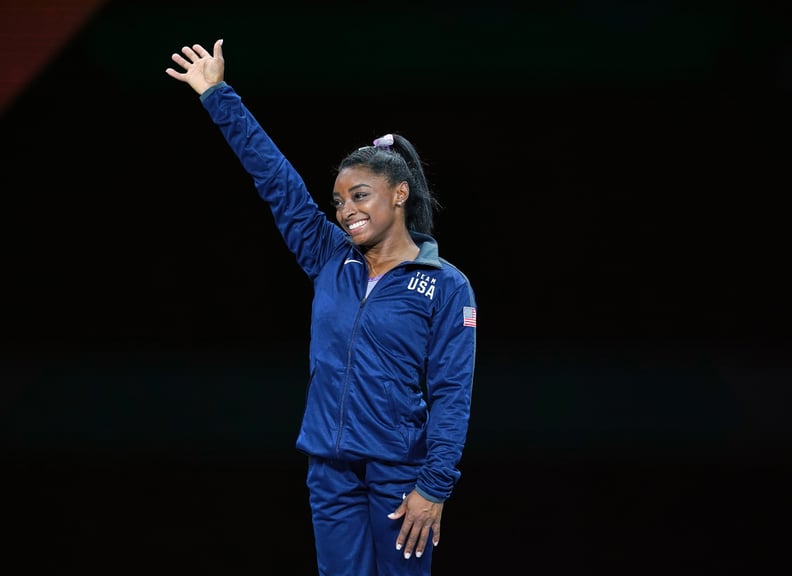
165, 39, 224, 95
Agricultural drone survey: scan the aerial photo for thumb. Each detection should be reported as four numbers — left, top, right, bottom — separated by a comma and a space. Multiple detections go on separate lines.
214, 38, 224, 58
387, 507, 405, 520
387, 493, 407, 519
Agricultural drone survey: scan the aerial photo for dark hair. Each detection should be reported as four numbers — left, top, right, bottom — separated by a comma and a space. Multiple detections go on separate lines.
337, 133, 441, 235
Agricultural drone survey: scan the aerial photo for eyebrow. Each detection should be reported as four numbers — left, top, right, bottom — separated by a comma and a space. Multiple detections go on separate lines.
333, 183, 374, 196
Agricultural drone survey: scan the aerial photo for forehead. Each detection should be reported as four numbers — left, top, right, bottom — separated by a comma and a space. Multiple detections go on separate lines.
333, 166, 389, 195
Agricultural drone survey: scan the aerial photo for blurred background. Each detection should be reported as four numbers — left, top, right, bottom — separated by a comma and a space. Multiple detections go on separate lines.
2, 1, 790, 573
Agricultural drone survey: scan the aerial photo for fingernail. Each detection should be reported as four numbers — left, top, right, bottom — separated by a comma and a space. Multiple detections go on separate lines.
404, 552, 411, 559
416, 551, 423, 558
396, 543, 402, 551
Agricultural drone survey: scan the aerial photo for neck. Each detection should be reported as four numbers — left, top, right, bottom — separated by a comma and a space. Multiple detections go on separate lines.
364, 237, 420, 278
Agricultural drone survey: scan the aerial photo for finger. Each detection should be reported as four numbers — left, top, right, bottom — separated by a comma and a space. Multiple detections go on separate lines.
402, 527, 421, 559
180, 46, 198, 61
400, 518, 429, 560
192, 43, 210, 58
395, 518, 413, 553
387, 493, 406, 520
170, 53, 190, 69
387, 501, 405, 520
432, 519, 441, 546
213, 38, 224, 58
414, 525, 432, 558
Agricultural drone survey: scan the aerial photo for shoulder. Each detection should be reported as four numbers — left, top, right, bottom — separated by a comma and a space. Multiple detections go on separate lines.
435, 258, 475, 299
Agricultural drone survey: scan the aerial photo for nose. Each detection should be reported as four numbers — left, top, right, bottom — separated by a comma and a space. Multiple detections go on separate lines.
339, 200, 356, 218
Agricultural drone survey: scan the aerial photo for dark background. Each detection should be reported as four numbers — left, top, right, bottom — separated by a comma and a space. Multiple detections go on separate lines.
2, 1, 790, 573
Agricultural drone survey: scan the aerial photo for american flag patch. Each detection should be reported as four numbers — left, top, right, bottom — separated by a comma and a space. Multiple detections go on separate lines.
463, 306, 477, 327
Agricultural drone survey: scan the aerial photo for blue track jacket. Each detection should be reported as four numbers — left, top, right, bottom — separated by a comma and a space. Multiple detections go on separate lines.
200, 82, 477, 502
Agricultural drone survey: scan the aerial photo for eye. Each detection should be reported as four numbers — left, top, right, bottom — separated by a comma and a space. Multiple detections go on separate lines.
353, 191, 369, 201
331, 198, 343, 209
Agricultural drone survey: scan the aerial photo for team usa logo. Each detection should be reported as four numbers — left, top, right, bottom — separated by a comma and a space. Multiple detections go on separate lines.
407, 272, 436, 300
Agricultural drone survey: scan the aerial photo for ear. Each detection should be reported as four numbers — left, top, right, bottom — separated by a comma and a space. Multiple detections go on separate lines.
395, 181, 409, 206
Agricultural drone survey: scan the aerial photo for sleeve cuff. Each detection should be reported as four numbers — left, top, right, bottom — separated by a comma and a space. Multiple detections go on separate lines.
415, 485, 446, 504
199, 81, 227, 103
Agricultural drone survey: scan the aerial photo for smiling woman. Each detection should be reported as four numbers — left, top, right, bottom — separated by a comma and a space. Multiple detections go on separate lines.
2, 2, 790, 574
165, 37, 478, 575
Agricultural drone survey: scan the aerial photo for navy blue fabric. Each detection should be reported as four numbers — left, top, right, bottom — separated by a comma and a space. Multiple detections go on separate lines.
200, 82, 476, 503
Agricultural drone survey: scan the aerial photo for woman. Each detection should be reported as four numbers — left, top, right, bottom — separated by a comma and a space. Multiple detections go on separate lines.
166, 38, 477, 575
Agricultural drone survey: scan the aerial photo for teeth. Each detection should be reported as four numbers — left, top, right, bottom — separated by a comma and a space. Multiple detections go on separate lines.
349, 220, 366, 230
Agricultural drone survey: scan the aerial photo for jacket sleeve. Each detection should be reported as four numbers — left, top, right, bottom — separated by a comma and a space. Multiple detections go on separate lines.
416, 273, 477, 502
199, 82, 345, 278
